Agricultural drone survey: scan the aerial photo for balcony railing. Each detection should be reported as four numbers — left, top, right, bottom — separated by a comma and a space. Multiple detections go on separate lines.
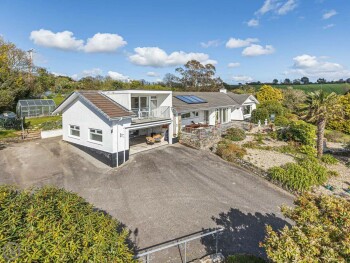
131, 106, 170, 120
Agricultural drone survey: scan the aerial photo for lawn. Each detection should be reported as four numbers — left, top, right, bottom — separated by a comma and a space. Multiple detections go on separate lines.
0, 129, 19, 140
52, 94, 66, 106
26, 115, 62, 130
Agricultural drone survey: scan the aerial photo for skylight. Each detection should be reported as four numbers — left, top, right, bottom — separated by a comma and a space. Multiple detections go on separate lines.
175, 95, 207, 104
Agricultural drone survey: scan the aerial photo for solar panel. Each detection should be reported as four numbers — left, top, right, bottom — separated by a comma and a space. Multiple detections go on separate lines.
175, 95, 207, 104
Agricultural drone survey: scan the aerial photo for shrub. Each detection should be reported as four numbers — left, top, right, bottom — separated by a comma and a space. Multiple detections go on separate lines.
327, 170, 339, 177
274, 116, 290, 127
268, 157, 329, 192
324, 130, 347, 143
298, 145, 317, 156
262, 193, 350, 262
278, 120, 316, 146
251, 108, 269, 124
226, 254, 266, 263
256, 85, 283, 103
0, 186, 135, 262
217, 141, 247, 161
225, 127, 246, 141
321, 154, 339, 165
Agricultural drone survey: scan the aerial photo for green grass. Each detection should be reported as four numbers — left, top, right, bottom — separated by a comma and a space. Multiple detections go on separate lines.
52, 94, 66, 106
26, 116, 62, 127
0, 129, 18, 140
226, 254, 266, 263
246, 83, 350, 95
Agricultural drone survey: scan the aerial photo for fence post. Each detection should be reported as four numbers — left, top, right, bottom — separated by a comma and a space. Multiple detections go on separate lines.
146, 254, 150, 263
184, 241, 187, 263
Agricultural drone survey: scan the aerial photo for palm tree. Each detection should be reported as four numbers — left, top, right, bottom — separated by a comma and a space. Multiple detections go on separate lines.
303, 90, 339, 158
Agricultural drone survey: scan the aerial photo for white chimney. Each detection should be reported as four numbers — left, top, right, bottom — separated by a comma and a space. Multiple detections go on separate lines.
219, 88, 227, 94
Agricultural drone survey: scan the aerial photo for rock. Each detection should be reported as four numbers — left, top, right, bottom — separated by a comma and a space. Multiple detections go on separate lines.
200, 253, 225, 263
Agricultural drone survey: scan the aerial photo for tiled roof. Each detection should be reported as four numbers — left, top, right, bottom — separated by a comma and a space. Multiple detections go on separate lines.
226, 93, 252, 105
79, 91, 132, 119
173, 92, 239, 113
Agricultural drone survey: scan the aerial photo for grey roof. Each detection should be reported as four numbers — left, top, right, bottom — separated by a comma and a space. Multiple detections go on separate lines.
173, 92, 240, 113
226, 93, 252, 105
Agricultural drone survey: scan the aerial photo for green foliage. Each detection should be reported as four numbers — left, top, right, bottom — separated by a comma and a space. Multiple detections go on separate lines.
26, 115, 62, 130
278, 120, 316, 146
226, 254, 266, 263
298, 145, 317, 156
0, 129, 18, 140
327, 93, 350, 134
256, 85, 283, 103
0, 186, 135, 262
216, 140, 247, 161
262, 193, 350, 262
282, 87, 306, 112
225, 127, 246, 141
268, 157, 329, 192
274, 116, 290, 127
251, 108, 269, 124
324, 130, 350, 143
321, 154, 339, 165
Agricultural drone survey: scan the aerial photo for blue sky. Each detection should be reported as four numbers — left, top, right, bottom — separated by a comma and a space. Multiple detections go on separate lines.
1, 0, 350, 83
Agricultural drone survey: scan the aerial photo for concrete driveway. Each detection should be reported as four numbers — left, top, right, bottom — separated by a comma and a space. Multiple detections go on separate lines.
0, 137, 294, 261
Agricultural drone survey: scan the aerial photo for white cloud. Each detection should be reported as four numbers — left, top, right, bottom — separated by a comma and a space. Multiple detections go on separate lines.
288, 54, 350, 79
30, 29, 126, 53
146, 71, 158, 77
323, 10, 337, 20
30, 29, 84, 51
71, 68, 103, 80
128, 47, 217, 67
200, 40, 221, 48
255, 0, 297, 16
83, 33, 127, 53
107, 71, 129, 81
228, 62, 240, 68
323, 24, 335, 29
242, 44, 275, 56
232, 75, 253, 83
226, 38, 259, 48
277, 0, 297, 15
247, 19, 259, 27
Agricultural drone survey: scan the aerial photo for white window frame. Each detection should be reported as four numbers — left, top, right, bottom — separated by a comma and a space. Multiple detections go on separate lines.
89, 128, 103, 143
192, 111, 199, 117
69, 125, 80, 138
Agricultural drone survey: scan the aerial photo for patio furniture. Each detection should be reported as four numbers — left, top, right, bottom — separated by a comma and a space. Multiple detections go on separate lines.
146, 136, 155, 144
153, 134, 162, 142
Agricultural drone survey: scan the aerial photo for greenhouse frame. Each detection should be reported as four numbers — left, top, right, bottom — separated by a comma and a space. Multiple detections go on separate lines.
16, 99, 56, 118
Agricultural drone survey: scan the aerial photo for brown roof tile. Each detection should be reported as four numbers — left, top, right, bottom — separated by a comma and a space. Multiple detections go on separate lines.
79, 91, 132, 119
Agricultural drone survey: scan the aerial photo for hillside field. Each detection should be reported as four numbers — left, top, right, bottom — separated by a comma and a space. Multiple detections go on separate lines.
232, 83, 350, 95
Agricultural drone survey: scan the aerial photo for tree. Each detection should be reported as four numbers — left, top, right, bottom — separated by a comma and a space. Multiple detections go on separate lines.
256, 85, 283, 103
0, 186, 135, 262
327, 93, 350, 134
262, 193, 350, 262
302, 90, 339, 158
163, 73, 181, 89
346, 78, 350, 84
272, 79, 278, 85
292, 79, 300, 85
0, 37, 32, 111
283, 78, 291, 85
282, 87, 306, 112
301, 76, 309, 84
175, 60, 222, 91
317, 78, 326, 84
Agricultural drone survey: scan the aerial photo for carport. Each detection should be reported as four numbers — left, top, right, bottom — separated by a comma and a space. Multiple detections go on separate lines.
127, 119, 172, 155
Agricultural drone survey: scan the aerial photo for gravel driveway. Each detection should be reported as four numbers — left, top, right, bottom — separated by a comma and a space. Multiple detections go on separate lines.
0, 137, 294, 261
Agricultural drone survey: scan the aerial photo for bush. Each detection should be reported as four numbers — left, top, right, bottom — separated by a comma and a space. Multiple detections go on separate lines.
324, 130, 347, 143
268, 157, 329, 192
0, 186, 135, 262
226, 254, 266, 263
321, 154, 339, 165
274, 116, 290, 127
263, 193, 350, 262
217, 141, 247, 161
298, 145, 317, 156
251, 108, 269, 124
278, 120, 316, 146
225, 128, 246, 141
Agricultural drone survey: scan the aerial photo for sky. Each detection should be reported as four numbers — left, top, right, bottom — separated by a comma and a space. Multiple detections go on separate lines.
1, 0, 350, 84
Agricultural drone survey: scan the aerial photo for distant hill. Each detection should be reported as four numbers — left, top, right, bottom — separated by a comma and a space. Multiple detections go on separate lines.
227, 83, 350, 95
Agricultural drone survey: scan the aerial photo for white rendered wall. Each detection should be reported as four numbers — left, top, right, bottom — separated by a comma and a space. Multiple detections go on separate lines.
62, 98, 114, 153
104, 93, 130, 109
231, 107, 244, 120
41, 129, 63, 138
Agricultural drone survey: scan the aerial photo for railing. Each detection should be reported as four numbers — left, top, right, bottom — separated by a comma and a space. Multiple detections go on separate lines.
135, 228, 224, 263
131, 106, 170, 120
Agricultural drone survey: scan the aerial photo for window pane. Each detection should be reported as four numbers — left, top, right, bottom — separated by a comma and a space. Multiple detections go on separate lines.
91, 133, 102, 142
71, 129, 80, 137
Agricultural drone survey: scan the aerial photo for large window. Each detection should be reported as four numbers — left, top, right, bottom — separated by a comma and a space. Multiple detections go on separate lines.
89, 128, 103, 142
181, 112, 191, 119
243, 105, 252, 115
69, 125, 80, 137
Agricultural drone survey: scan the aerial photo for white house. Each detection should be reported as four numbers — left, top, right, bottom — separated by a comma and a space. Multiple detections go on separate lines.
53, 90, 174, 167
172, 88, 259, 135
53, 88, 258, 167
